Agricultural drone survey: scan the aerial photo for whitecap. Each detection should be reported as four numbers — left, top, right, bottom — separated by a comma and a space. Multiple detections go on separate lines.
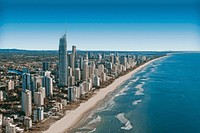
88, 128, 96, 133
88, 115, 101, 125
96, 97, 115, 112
134, 82, 145, 96
121, 121, 133, 130
116, 113, 133, 130
141, 78, 150, 81
115, 86, 129, 97
132, 99, 142, 105
130, 77, 139, 82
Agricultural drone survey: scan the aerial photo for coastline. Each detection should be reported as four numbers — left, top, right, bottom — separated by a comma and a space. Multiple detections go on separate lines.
44, 56, 167, 133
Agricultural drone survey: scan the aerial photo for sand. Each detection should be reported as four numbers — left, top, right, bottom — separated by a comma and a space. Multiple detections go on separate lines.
44, 56, 166, 133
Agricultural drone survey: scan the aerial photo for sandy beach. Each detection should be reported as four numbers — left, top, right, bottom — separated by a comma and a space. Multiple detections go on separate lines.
44, 56, 166, 133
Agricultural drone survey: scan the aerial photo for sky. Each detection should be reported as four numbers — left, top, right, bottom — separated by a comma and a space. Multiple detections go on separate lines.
0, 0, 200, 51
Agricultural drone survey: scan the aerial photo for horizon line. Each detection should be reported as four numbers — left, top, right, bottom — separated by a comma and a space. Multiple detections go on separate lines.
0, 48, 200, 52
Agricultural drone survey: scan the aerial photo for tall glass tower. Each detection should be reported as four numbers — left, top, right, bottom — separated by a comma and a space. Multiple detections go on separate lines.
59, 34, 68, 87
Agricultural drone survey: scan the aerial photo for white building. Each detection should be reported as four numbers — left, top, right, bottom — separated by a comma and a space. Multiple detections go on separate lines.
74, 68, 81, 82
0, 91, 3, 101
100, 72, 106, 82
75, 86, 81, 99
6, 123, 16, 133
0, 114, 2, 126
22, 90, 32, 116
79, 83, 85, 96
34, 92, 44, 106
33, 76, 43, 92
98, 64, 104, 76
89, 63, 95, 79
94, 68, 99, 77
83, 60, 89, 81
94, 76, 100, 87
38, 87, 46, 99
8, 80, 14, 90
44, 71, 51, 77
68, 76, 75, 87
2, 117, 13, 126
24, 116, 32, 129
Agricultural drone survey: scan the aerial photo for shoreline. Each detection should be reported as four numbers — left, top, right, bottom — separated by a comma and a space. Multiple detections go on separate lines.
44, 56, 167, 133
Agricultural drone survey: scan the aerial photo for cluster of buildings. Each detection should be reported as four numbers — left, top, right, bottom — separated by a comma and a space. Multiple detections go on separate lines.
0, 34, 153, 133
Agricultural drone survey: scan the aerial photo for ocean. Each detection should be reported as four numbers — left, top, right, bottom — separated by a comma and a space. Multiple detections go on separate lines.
71, 53, 200, 133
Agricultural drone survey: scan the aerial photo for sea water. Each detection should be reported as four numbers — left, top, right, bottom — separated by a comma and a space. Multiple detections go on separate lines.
71, 53, 200, 133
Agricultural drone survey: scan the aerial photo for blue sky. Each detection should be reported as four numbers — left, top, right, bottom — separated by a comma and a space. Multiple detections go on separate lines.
0, 0, 200, 51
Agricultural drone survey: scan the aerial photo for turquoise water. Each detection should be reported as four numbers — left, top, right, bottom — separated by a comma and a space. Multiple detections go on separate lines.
72, 53, 200, 133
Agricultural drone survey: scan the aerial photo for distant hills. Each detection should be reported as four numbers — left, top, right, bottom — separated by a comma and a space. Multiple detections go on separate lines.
0, 48, 173, 56
0, 49, 57, 52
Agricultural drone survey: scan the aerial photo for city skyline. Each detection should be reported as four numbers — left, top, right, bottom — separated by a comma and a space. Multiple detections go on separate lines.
0, 0, 200, 51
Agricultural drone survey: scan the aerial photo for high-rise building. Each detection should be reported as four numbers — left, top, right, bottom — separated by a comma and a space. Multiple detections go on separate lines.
42, 76, 53, 97
0, 91, 3, 101
33, 107, 44, 122
89, 62, 95, 79
32, 76, 42, 92
94, 76, 100, 87
67, 53, 72, 68
34, 92, 44, 106
74, 68, 81, 82
42, 62, 50, 71
6, 123, 16, 133
22, 73, 31, 91
22, 90, 32, 116
71, 45, 76, 75
79, 57, 84, 70
58, 34, 67, 87
98, 64, 104, 76
68, 67, 73, 77
82, 60, 88, 81
0, 114, 2, 126
38, 87, 46, 99
94, 68, 99, 77
23, 116, 32, 129
68, 76, 75, 87
8, 80, 14, 90
67, 87, 75, 102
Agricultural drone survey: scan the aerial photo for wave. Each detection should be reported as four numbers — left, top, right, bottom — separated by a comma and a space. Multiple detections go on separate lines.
115, 86, 129, 97
135, 82, 145, 96
77, 115, 101, 132
150, 67, 156, 72
88, 115, 102, 125
96, 97, 115, 112
130, 77, 139, 82
116, 113, 133, 130
132, 99, 142, 105
141, 78, 150, 81
88, 128, 96, 133
115, 77, 140, 97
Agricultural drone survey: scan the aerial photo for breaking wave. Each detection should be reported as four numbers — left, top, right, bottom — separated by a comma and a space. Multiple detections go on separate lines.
116, 113, 133, 130
132, 99, 142, 105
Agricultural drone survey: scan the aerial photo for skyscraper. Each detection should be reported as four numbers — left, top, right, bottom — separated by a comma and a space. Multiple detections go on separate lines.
58, 34, 67, 87
82, 60, 89, 81
22, 73, 31, 91
42, 76, 53, 97
71, 45, 76, 75
22, 90, 32, 116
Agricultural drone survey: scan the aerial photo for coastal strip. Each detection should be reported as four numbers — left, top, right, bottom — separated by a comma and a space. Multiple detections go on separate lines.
44, 56, 167, 133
